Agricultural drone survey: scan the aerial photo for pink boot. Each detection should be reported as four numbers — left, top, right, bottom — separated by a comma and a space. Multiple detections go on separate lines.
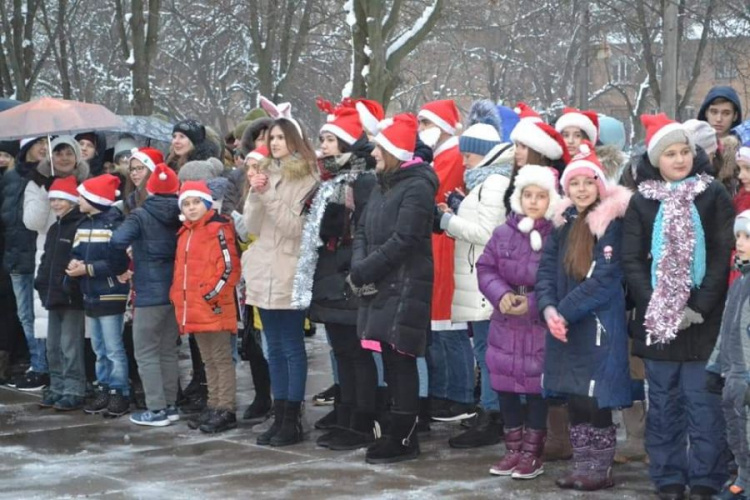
489, 426, 523, 476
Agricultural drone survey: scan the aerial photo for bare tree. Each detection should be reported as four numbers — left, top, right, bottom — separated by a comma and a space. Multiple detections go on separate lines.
0, 0, 49, 100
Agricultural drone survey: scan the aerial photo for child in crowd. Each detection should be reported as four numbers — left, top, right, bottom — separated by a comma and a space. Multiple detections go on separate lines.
477, 164, 559, 479
35, 177, 86, 410
736, 143, 750, 214
536, 143, 633, 491
171, 180, 240, 434
554, 107, 599, 159
67, 174, 131, 417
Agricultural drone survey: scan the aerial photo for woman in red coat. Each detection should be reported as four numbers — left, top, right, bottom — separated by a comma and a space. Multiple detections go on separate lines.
171, 180, 240, 433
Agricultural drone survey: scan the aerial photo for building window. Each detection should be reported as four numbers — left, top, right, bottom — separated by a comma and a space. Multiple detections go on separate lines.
610, 57, 630, 82
715, 61, 737, 80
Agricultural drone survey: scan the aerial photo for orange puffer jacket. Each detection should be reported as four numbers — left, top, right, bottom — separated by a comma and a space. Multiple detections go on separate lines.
171, 209, 241, 334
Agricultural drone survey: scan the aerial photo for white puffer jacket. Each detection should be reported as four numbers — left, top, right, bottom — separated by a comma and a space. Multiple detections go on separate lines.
444, 152, 512, 323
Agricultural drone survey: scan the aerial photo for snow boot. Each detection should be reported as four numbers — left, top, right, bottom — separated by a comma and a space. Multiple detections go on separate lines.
365, 412, 419, 464
556, 423, 592, 489
512, 428, 547, 479
317, 404, 351, 448
270, 400, 303, 447
573, 425, 616, 491
543, 404, 572, 461
449, 408, 503, 448
257, 400, 286, 445
489, 426, 524, 476
328, 411, 377, 451
614, 401, 646, 463
416, 397, 431, 433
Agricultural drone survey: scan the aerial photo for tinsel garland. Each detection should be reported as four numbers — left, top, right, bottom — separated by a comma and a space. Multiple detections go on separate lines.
639, 173, 711, 345
290, 170, 368, 309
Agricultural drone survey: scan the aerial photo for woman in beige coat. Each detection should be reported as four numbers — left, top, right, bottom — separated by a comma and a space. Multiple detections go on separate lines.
242, 117, 317, 447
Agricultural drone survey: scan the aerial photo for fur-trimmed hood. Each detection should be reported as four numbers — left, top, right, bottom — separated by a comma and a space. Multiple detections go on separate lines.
34, 157, 90, 184
553, 184, 633, 238
595, 144, 626, 182
260, 155, 314, 181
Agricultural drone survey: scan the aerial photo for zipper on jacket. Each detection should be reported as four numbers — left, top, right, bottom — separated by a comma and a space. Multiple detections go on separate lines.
595, 314, 605, 347
182, 229, 193, 327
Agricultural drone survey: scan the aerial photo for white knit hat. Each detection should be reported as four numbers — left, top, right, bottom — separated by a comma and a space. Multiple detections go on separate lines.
735, 210, 750, 236
509, 165, 561, 251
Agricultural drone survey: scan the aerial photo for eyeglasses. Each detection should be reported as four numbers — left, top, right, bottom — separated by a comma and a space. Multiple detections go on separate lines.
129, 165, 146, 173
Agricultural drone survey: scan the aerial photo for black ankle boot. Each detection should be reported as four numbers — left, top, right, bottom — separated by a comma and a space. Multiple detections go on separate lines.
416, 397, 431, 433
317, 404, 351, 448
243, 396, 272, 423
270, 401, 303, 447
257, 400, 285, 446
365, 412, 419, 464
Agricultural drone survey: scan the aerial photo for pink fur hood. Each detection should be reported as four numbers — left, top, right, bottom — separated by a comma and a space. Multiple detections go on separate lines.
553, 184, 633, 238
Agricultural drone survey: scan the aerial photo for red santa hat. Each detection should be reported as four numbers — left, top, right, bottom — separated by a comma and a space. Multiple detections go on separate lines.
560, 142, 608, 198
555, 107, 600, 145
374, 114, 418, 162
130, 147, 164, 172
48, 176, 79, 204
78, 174, 121, 207
178, 180, 213, 206
641, 113, 695, 165
418, 99, 461, 135
246, 145, 269, 163
514, 102, 543, 123
511, 120, 570, 163
146, 163, 179, 195
355, 99, 385, 136
320, 107, 363, 145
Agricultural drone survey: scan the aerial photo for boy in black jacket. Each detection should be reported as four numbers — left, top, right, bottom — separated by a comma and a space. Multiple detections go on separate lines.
35, 177, 86, 411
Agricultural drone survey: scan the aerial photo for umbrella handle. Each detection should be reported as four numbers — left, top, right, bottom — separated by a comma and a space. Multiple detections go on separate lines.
48, 136, 54, 177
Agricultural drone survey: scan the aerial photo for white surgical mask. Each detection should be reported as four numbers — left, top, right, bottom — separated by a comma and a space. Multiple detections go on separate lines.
419, 127, 441, 149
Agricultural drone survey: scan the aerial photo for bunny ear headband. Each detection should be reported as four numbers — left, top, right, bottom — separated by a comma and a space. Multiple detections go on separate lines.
259, 95, 304, 138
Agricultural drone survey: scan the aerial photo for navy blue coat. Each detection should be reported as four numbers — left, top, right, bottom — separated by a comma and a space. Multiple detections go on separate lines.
110, 195, 181, 307
71, 207, 130, 317
34, 207, 85, 310
536, 187, 633, 409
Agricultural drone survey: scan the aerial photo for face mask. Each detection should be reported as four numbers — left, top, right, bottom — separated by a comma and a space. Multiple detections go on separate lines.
419, 127, 441, 149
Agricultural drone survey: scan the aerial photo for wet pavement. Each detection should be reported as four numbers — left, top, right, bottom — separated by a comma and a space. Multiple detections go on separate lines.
0, 332, 654, 499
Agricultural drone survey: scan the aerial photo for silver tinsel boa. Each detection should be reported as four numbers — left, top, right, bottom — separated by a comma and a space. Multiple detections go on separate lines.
290, 170, 367, 309
639, 173, 711, 345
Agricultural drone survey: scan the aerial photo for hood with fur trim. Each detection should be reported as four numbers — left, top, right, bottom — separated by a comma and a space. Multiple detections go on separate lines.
34, 157, 90, 184
260, 155, 314, 181
553, 184, 633, 238
595, 144, 626, 182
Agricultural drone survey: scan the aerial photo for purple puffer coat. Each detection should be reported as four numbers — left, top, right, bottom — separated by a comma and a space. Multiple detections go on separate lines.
476, 213, 553, 394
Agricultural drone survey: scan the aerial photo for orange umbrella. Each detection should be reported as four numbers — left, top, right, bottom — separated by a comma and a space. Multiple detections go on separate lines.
0, 97, 125, 140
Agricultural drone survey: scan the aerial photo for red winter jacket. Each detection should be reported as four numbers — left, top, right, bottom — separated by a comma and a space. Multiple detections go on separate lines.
171, 210, 240, 334
431, 137, 465, 328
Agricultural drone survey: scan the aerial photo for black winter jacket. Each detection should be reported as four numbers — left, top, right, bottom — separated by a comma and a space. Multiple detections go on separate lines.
0, 141, 40, 274
34, 207, 85, 310
622, 151, 735, 361
110, 195, 181, 307
310, 147, 377, 326
351, 160, 439, 356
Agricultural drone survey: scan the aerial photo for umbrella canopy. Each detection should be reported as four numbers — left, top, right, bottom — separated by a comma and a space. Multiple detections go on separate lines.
0, 97, 125, 140
105, 115, 174, 144
0, 98, 21, 113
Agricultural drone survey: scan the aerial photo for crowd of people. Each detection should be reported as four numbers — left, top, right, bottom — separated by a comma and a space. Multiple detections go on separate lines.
0, 84, 749, 500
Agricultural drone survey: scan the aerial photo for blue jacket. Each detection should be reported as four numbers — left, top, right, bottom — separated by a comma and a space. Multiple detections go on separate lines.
71, 207, 130, 317
536, 188, 633, 409
110, 195, 181, 307
698, 86, 743, 129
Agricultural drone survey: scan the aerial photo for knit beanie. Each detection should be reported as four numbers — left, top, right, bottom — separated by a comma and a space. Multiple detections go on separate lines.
598, 115, 627, 151
738, 142, 750, 164
178, 157, 225, 182
459, 124, 502, 157
641, 113, 695, 165
683, 119, 719, 156
50, 135, 81, 163
173, 119, 206, 146
75, 132, 98, 148
0, 140, 20, 158
735, 210, 750, 236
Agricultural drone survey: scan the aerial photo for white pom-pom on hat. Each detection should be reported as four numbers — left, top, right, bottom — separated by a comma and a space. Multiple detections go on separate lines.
159, 172, 167, 181
518, 216, 535, 234
115, 189, 121, 197
530, 230, 543, 252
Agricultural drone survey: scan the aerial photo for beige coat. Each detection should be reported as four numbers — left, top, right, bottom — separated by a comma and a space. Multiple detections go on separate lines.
242, 156, 317, 310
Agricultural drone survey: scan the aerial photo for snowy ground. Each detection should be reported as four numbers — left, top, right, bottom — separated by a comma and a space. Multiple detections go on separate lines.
0, 331, 654, 499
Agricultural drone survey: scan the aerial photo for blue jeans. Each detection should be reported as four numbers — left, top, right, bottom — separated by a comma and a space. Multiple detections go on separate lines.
417, 357, 428, 397
373, 351, 386, 388
427, 329, 475, 404
10, 273, 47, 373
87, 314, 129, 396
258, 309, 307, 402
471, 321, 500, 411
47, 309, 85, 397
644, 359, 729, 492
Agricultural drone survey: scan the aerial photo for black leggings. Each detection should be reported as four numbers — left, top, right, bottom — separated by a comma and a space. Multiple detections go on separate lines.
382, 344, 419, 414
568, 394, 612, 428
326, 323, 377, 413
499, 392, 548, 430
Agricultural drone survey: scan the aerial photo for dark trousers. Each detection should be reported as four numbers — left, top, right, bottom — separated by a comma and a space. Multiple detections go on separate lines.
644, 359, 729, 491
382, 344, 418, 414
568, 394, 613, 428
326, 323, 377, 413
499, 392, 548, 430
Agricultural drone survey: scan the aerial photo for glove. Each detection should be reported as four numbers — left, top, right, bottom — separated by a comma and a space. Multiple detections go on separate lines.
678, 307, 705, 331
705, 371, 725, 395
446, 190, 465, 213
231, 210, 248, 242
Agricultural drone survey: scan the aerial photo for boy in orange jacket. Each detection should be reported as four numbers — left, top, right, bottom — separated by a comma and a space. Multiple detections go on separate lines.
171, 180, 240, 433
